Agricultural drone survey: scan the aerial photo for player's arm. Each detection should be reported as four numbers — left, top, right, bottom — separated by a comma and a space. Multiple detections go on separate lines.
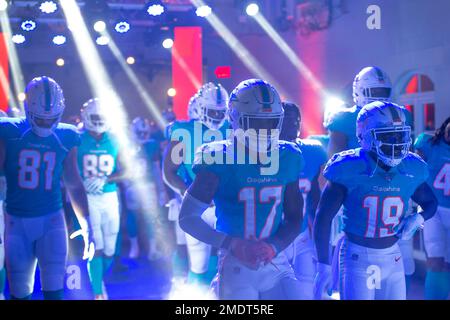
327, 131, 347, 158
411, 182, 438, 221
63, 147, 91, 230
306, 173, 321, 230
178, 170, 228, 248
313, 181, 347, 264
265, 180, 304, 253
162, 141, 188, 196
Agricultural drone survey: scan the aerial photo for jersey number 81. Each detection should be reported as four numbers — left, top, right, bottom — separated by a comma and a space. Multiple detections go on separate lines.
18, 150, 56, 190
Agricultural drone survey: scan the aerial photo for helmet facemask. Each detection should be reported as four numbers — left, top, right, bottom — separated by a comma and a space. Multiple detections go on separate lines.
371, 126, 412, 167
27, 111, 62, 137
201, 105, 226, 130
233, 112, 284, 153
360, 87, 392, 106
86, 113, 109, 134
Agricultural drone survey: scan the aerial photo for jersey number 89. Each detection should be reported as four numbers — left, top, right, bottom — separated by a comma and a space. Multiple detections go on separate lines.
18, 150, 56, 190
83, 154, 115, 178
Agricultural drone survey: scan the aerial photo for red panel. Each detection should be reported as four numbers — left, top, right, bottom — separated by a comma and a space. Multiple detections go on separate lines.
0, 33, 8, 111
424, 103, 435, 131
215, 66, 231, 79
405, 75, 418, 94
172, 27, 202, 120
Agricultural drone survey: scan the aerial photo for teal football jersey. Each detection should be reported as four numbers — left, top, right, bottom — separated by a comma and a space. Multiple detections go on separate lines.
193, 140, 304, 240
415, 133, 450, 208
77, 131, 120, 193
0, 117, 80, 217
323, 148, 429, 238
296, 138, 328, 232
169, 119, 229, 185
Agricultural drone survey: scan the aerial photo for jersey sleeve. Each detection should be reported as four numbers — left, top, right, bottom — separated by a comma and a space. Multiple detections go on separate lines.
192, 141, 228, 178
325, 109, 348, 133
407, 152, 430, 184
414, 132, 432, 157
322, 150, 356, 186
58, 124, 81, 150
283, 142, 304, 183
0, 117, 20, 140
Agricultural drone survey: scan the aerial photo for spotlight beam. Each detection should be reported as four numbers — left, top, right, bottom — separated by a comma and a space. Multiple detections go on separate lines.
252, 13, 327, 96
189, 0, 291, 100
103, 30, 167, 130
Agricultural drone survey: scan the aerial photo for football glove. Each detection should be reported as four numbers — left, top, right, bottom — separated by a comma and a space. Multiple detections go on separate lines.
395, 213, 425, 240
70, 227, 95, 261
83, 176, 107, 195
229, 238, 262, 270
313, 262, 332, 300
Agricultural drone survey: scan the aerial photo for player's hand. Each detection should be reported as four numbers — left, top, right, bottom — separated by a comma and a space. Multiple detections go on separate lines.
395, 213, 425, 240
254, 241, 277, 265
229, 238, 261, 270
313, 262, 332, 300
83, 176, 107, 195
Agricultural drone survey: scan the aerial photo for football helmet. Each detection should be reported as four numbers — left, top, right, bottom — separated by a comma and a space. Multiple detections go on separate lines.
81, 98, 110, 134
357, 101, 412, 167
228, 79, 284, 151
24, 76, 65, 137
196, 82, 229, 130
187, 94, 200, 120
131, 117, 151, 144
353, 66, 392, 107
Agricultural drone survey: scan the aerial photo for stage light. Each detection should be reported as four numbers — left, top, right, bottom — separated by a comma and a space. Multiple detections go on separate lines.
56, 58, 65, 67
12, 34, 25, 44
96, 35, 109, 46
196, 5, 212, 17
115, 21, 130, 33
325, 96, 345, 111
17, 92, 26, 102
93, 20, 106, 32
40, 1, 58, 14
126, 56, 135, 65
52, 35, 66, 45
167, 88, 176, 97
21, 20, 36, 31
162, 38, 173, 49
147, 2, 164, 16
0, 0, 8, 11
246, 3, 259, 16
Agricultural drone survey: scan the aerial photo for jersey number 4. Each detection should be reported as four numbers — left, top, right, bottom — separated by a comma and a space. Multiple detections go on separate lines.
239, 186, 282, 240
18, 150, 56, 190
363, 196, 404, 238
433, 163, 450, 196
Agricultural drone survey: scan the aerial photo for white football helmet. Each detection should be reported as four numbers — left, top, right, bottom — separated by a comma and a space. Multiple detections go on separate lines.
196, 82, 229, 130
187, 94, 200, 120
357, 101, 412, 167
228, 79, 284, 151
81, 98, 110, 134
24, 76, 65, 137
353, 66, 392, 107
131, 117, 151, 144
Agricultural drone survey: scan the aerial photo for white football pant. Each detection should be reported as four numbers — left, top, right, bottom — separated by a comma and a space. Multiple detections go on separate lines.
216, 249, 302, 300
424, 206, 450, 263
5, 210, 67, 298
87, 191, 120, 257
284, 231, 316, 299
339, 236, 406, 300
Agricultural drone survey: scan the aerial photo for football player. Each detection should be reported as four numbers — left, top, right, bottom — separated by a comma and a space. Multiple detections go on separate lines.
0, 77, 94, 300
163, 83, 229, 286
179, 79, 304, 299
313, 101, 437, 300
326, 66, 393, 157
280, 102, 327, 299
415, 117, 450, 299
78, 98, 124, 300
125, 117, 166, 260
